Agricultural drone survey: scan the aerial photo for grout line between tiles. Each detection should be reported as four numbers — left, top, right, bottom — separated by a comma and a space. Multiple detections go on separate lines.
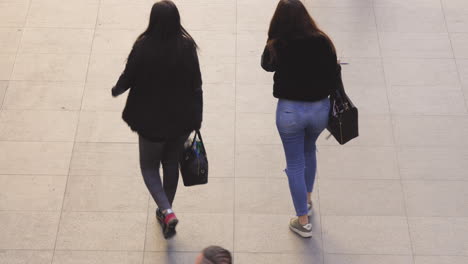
49, 0, 102, 262
371, 3, 416, 264
233, 0, 238, 254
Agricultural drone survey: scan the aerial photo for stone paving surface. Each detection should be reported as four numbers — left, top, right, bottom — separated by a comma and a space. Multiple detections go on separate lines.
1, 0, 468, 263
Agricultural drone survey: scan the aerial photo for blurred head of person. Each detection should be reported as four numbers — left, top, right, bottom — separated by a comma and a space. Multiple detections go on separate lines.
195, 246, 232, 264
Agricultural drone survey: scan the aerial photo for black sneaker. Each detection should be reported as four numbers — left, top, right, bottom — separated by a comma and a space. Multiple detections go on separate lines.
156, 208, 164, 227
163, 212, 178, 239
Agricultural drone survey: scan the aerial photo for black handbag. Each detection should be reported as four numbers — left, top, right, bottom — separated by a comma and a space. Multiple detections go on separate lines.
180, 130, 208, 186
327, 64, 359, 145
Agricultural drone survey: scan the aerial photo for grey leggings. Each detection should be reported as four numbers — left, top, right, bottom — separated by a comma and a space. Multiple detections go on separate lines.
138, 134, 188, 211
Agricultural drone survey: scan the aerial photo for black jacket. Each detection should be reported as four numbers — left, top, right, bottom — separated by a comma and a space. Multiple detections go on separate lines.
112, 37, 203, 141
261, 35, 337, 102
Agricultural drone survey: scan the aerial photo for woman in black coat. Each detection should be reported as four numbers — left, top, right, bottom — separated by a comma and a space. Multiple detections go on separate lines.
112, 0, 203, 239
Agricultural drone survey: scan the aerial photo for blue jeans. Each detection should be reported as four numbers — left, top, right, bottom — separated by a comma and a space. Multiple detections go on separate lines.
276, 98, 330, 216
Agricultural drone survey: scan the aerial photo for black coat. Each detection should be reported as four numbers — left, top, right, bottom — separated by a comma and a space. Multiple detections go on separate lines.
261, 35, 337, 102
112, 37, 203, 141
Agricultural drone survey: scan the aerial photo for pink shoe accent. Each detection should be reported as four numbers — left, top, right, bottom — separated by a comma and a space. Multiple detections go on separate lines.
164, 213, 177, 225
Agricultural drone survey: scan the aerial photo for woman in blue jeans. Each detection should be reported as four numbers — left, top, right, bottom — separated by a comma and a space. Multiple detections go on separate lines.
261, 0, 338, 238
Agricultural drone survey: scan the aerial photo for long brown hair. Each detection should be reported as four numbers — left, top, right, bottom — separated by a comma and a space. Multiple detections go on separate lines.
266, 0, 335, 60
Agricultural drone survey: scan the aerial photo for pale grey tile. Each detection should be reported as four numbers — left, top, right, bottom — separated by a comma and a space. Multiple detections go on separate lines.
145, 213, 233, 252
97, 3, 151, 29
319, 179, 406, 216
444, 7, 468, 33
236, 113, 280, 145
192, 31, 236, 61
389, 85, 467, 115
398, 147, 468, 180
0, 110, 79, 141
236, 56, 274, 85
177, 2, 237, 32
56, 212, 147, 251
309, 0, 373, 8
0, 28, 22, 53
237, 1, 277, 32
19, 28, 94, 54
374, 7, 446, 33
0, 54, 16, 80
3, 81, 84, 111
63, 176, 148, 212
310, 8, 377, 32
322, 216, 412, 254
204, 83, 235, 114
340, 58, 386, 86
236, 84, 276, 114
12, 54, 89, 82
235, 214, 322, 253
403, 180, 468, 217
143, 252, 197, 264
451, 33, 468, 58
200, 60, 235, 84
0, 81, 7, 108
317, 146, 400, 180
26, 0, 99, 28
383, 58, 459, 86
330, 31, 380, 58
345, 85, 389, 114
414, 256, 468, 264
81, 82, 127, 111
379, 32, 453, 58
0, 250, 53, 264
0, 2, 29, 27
203, 142, 235, 178
409, 217, 468, 255
87, 53, 126, 83
236, 253, 322, 264
0, 175, 66, 211
236, 30, 267, 58
0, 142, 73, 175
172, 178, 234, 214
457, 59, 468, 90
442, 0, 468, 9
53, 251, 143, 264
0, 212, 60, 249
92, 29, 138, 54
394, 116, 468, 147
374, 0, 442, 8
76, 111, 137, 143
325, 254, 414, 264
69, 143, 139, 177
235, 144, 286, 178
235, 178, 296, 215
202, 112, 235, 145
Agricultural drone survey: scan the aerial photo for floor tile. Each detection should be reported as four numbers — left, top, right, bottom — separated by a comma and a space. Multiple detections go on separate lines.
3, 81, 84, 111
63, 176, 148, 212
398, 147, 468, 180
457, 59, 468, 91
444, 7, 468, 33
19, 28, 94, 54
309, 0, 373, 8
317, 146, 399, 180
236, 84, 276, 114
179, 2, 237, 32
202, 112, 235, 145
235, 144, 286, 178
0, 110, 79, 141
0, 212, 60, 249
409, 217, 468, 255
97, 3, 151, 29
236, 113, 280, 145
310, 8, 376, 32
26, 0, 99, 28
0, 28, 22, 54
92, 29, 138, 54
374, 7, 446, 33
319, 179, 406, 216
235, 178, 296, 215
53, 251, 143, 264
414, 256, 468, 264
143, 252, 197, 264
383, 58, 459, 86
0, 80, 7, 108
0, 250, 53, 264
167, 178, 234, 214
374, 0, 442, 8
236, 30, 268, 58
345, 85, 390, 114
325, 254, 414, 264
393, 116, 468, 147
450, 33, 468, 58
87, 53, 127, 83
0, 142, 73, 175
81, 82, 127, 111
403, 180, 468, 217
145, 213, 233, 252
236, 253, 322, 264
0, 54, 16, 80
11, 54, 89, 82
236, 56, 274, 85
379, 32, 453, 58
203, 142, 235, 178
329, 31, 380, 58
0, 2, 29, 27
322, 216, 412, 254
76, 111, 137, 143
340, 58, 386, 86
203, 83, 235, 114
389, 85, 467, 115
192, 31, 236, 61
200, 60, 235, 84
234, 214, 322, 253
56, 212, 146, 251
0, 175, 66, 211
237, 1, 277, 32
69, 142, 139, 177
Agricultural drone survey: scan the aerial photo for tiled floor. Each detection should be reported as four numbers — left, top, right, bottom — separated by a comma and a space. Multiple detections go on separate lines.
1, 0, 468, 263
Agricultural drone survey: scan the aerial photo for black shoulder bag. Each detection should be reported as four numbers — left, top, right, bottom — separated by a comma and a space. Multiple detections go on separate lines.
327, 64, 359, 145
180, 130, 208, 186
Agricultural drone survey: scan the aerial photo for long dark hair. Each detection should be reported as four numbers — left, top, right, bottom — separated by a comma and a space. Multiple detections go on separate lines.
133, 0, 197, 54
266, 0, 335, 60
200, 246, 232, 264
